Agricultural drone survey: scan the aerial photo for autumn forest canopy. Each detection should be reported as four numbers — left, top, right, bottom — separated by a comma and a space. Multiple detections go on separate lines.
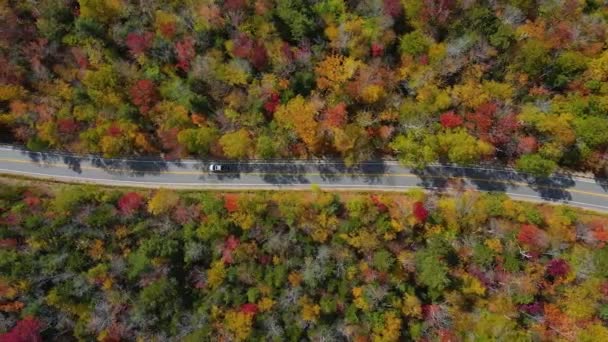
2, 181, 608, 340
0, 0, 608, 176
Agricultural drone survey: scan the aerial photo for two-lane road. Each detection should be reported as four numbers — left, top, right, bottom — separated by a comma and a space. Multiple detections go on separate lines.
0, 146, 607, 212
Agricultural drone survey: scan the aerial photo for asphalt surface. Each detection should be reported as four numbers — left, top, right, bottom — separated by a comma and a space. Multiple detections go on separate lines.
0, 146, 607, 212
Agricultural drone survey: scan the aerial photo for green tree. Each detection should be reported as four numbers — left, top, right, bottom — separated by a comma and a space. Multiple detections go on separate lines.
516, 153, 557, 177
275, 0, 316, 41
132, 278, 182, 331
390, 131, 439, 168
177, 126, 218, 156
573, 116, 608, 149
255, 135, 277, 158
399, 30, 430, 56
547, 51, 588, 89
415, 239, 451, 300
512, 40, 550, 79
436, 129, 494, 165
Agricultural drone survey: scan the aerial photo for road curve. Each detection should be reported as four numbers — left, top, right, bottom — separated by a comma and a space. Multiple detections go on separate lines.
0, 146, 607, 212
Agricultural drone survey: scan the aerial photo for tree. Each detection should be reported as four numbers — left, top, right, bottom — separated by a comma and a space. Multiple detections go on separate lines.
255, 135, 276, 158
315, 55, 360, 94
130, 79, 158, 114
0, 317, 43, 342
546, 51, 587, 89
117, 192, 144, 215
323, 102, 347, 128
149, 101, 191, 130
147, 189, 179, 215
573, 116, 608, 149
440, 111, 463, 128
515, 154, 557, 177
436, 129, 494, 165
517, 136, 538, 154
57, 118, 78, 135
126, 32, 154, 56
413, 201, 429, 222
391, 131, 439, 168
517, 224, 549, 250
465, 102, 497, 140
177, 126, 218, 156
416, 239, 451, 300
546, 259, 569, 278
275, 0, 316, 40
274, 95, 319, 150
175, 36, 196, 71
132, 278, 181, 331
219, 129, 251, 158
332, 124, 370, 166
512, 40, 550, 79
399, 30, 430, 56
78, 0, 124, 23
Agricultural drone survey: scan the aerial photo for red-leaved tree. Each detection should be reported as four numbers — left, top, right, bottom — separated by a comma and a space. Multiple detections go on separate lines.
517, 224, 550, 250
371, 43, 384, 57
57, 118, 78, 134
518, 136, 538, 154
324, 102, 347, 128
240, 303, 258, 316
0, 317, 43, 342
224, 194, 239, 213
125, 32, 154, 56
465, 102, 496, 139
172, 204, 200, 224
117, 192, 144, 215
440, 111, 463, 128
222, 235, 240, 264
249, 41, 268, 70
413, 201, 429, 222
491, 113, 520, 146
175, 37, 196, 72
383, 0, 402, 17
23, 191, 41, 208
232, 33, 253, 59
263, 93, 280, 114
130, 79, 158, 114
546, 259, 569, 278
370, 194, 388, 213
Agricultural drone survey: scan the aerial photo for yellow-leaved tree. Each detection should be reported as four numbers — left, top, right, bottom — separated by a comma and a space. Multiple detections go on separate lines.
274, 95, 319, 151
147, 189, 179, 216
315, 54, 360, 94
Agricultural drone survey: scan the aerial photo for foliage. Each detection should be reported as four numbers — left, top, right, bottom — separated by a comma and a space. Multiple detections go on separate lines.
219, 129, 251, 159
516, 154, 557, 177
0, 1, 607, 176
2, 183, 608, 339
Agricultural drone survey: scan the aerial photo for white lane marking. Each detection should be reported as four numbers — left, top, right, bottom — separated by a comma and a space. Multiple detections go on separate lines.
1, 169, 607, 211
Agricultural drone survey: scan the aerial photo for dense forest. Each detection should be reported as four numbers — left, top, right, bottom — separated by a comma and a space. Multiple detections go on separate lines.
1, 1, 608, 176
1, 181, 608, 340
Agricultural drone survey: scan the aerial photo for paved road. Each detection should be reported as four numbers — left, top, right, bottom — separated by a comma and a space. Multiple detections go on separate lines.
0, 146, 607, 212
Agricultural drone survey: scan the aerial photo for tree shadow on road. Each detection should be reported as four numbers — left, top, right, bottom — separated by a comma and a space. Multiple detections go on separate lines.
526, 173, 574, 202
90, 157, 170, 177
412, 164, 575, 202
21, 150, 85, 174
358, 161, 388, 185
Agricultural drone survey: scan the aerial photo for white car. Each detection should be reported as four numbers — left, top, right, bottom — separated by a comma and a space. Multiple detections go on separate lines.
209, 164, 222, 172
